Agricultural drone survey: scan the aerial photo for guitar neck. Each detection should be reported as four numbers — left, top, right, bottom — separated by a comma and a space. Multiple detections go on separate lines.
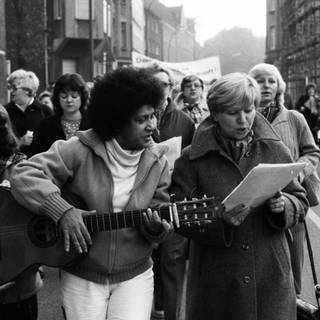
83, 207, 171, 233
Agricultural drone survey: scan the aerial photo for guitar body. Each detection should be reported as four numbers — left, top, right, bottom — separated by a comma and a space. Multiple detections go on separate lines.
0, 187, 78, 285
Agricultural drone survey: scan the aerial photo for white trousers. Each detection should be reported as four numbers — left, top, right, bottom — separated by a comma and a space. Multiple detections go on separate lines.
60, 268, 154, 320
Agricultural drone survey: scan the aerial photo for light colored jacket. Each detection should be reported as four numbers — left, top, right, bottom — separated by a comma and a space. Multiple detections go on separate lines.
11, 129, 171, 284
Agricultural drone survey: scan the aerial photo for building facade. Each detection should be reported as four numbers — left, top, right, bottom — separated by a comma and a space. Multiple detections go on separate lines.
144, 0, 196, 62
48, 0, 113, 83
0, 0, 6, 105
3, 0, 197, 98
266, 0, 320, 103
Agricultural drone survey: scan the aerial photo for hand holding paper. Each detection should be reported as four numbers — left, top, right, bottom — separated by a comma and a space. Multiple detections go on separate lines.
222, 163, 306, 212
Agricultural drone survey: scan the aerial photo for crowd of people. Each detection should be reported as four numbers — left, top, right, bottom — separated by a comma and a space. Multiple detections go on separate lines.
0, 62, 319, 320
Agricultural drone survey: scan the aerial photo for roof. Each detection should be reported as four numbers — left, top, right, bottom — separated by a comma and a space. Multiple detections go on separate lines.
143, 0, 182, 27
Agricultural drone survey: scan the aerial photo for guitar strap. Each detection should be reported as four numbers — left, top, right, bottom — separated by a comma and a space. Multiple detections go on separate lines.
304, 219, 320, 308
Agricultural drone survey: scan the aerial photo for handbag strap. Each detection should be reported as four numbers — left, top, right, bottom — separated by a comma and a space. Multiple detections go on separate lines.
304, 219, 320, 308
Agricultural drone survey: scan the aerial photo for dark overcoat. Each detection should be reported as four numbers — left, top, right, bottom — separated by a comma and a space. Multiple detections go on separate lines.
171, 113, 308, 320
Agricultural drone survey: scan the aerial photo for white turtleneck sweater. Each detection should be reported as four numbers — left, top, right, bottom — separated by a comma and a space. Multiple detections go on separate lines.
105, 138, 144, 213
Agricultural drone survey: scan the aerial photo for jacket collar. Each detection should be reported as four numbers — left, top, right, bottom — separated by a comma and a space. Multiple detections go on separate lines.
76, 129, 168, 161
268, 103, 288, 126
189, 112, 281, 160
163, 97, 176, 116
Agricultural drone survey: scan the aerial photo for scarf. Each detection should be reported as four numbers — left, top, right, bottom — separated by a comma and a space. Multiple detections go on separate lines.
257, 101, 280, 123
105, 138, 144, 212
214, 125, 254, 163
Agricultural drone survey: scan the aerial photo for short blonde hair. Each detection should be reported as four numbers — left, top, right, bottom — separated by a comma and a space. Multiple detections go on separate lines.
206, 72, 261, 114
7, 69, 40, 96
248, 63, 286, 104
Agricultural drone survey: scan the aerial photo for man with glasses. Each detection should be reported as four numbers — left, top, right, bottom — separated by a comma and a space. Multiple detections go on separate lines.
175, 75, 210, 127
5, 69, 53, 157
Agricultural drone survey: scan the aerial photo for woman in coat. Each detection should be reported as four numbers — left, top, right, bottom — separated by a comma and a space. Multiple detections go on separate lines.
31, 73, 90, 155
171, 72, 308, 320
249, 63, 320, 295
10, 67, 173, 320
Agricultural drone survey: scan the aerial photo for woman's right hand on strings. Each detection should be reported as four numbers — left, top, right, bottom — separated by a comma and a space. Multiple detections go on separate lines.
59, 208, 94, 254
221, 204, 251, 227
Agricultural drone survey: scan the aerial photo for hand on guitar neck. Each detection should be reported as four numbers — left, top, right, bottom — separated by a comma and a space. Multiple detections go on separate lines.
142, 208, 174, 235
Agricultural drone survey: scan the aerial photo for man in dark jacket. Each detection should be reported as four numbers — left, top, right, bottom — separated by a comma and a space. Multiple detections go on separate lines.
5, 69, 53, 157
145, 63, 195, 320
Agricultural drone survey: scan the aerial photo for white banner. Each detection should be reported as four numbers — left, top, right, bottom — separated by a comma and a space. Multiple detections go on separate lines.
132, 51, 221, 83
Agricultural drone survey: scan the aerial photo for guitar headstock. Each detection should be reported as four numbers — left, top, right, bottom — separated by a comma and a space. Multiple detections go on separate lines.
175, 196, 223, 229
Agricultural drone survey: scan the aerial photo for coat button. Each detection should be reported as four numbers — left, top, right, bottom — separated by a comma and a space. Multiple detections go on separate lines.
241, 243, 250, 251
243, 276, 251, 284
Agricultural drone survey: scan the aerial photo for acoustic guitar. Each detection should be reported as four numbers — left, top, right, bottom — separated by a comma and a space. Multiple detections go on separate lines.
0, 186, 222, 285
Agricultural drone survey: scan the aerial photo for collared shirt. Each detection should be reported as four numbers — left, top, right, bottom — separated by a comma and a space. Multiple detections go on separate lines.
182, 102, 210, 126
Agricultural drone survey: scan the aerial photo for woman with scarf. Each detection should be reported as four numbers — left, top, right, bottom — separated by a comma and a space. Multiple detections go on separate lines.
31, 73, 90, 155
171, 72, 308, 320
249, 63, 320, 295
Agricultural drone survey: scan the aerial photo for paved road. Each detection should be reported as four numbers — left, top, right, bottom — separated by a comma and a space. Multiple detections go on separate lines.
38, 267, 63, 320
301, 205, 320, 306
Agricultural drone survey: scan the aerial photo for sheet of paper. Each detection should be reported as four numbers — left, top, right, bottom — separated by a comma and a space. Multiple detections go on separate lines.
222, 162, 306, 211
157, 136, 182, 173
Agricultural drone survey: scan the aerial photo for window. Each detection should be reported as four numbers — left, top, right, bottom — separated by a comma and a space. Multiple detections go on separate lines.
155, 44, 160, 56
103, 0, 112, 36
269, 0, 276, 12
62, 59, 77, 74
103, 0, 107, 33
54, 0, 63, 20
75, 0, 94, 20
121, 0, 126, 16
269, 26, 276, 50
121, 22, 127, 49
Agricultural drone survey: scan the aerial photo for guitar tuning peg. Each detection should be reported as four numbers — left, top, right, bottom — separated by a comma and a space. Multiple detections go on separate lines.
203, 194, 207, 198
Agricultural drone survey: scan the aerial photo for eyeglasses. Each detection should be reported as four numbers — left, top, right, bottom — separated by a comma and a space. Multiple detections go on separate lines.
59, 91, 80, 100
7, 84, 30, 93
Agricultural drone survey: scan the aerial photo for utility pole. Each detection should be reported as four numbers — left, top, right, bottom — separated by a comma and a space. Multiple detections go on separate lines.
89, 0, 94, 80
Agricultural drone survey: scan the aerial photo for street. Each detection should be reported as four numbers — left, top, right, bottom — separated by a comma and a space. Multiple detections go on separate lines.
301, 205, 320, 305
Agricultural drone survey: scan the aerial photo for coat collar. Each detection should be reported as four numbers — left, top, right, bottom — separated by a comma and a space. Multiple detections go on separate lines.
189, 112, 281, 160
76, 129, 168, 161
268, 103, 289, 126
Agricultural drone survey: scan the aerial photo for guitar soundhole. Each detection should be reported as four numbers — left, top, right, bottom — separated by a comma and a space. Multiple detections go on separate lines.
28, 216, 58, 248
